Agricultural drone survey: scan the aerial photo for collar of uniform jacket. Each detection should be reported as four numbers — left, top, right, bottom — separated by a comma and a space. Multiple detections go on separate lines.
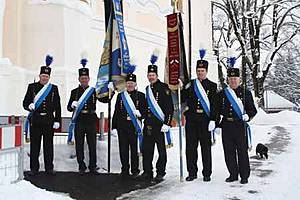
231, 86, 243, 93
198, 78, 209, 85
151, 79, 162, 88
78, 85, 89, 91
127, 90, 137, 95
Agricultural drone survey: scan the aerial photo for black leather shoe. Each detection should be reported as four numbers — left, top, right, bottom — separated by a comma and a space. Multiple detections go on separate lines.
240, 179, 248, 184
120, 172, 130, 179
46, 170, 56, 176
130, 172, 140, 179
138, 172, 153, 181
185, 175, 197, 182
203, 176, 211, 182
79, 168, 86, 175
89, 168, 100, 175
28, 170, 38, 177
153, 174, 165, 183
225, 176, 238, 182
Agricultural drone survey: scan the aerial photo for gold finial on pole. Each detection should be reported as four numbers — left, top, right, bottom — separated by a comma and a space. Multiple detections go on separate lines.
172, 0, 178, 13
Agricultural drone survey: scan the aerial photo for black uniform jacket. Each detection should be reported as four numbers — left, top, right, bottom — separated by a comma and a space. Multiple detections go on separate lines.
112, 90, 147, 130
144, 80, 174, 127
181, 78, 218, 122
23, 82, 61, 125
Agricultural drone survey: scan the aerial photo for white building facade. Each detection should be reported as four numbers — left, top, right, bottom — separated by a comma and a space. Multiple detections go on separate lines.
0, 0, 216, 117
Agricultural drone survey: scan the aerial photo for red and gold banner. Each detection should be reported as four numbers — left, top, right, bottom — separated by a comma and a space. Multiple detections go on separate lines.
167, 13, 181, 89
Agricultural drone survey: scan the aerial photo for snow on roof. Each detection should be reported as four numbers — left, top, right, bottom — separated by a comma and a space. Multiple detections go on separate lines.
264, 90, 296, 108
251, 108, 300, 125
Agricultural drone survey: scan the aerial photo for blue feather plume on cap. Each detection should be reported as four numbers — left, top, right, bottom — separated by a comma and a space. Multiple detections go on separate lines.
127, 63, 136, 74
80, 58, 88, 68
199, 49, 206, 60
123, 62, 136, 74
150, 54, 158, 65
228, 57, 236, 68
150, 49, 160, 65
45, 55, 53, 67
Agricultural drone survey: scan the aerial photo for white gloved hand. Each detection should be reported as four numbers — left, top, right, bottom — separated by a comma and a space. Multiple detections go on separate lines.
134, 110, 141, 118
107, 82, 115, 91
111, 129, 118, 136
242, 114, 249, 121
71, 101, 78, 109
161, 124, 170, 133
208, 120, 216, 132
28, 103, 35, 111
53, 122, 60, 129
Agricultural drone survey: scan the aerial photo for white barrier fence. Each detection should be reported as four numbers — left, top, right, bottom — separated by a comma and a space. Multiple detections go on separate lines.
0, 123, 24, 184
0, 113, 106, 184
0, 114, 105, 184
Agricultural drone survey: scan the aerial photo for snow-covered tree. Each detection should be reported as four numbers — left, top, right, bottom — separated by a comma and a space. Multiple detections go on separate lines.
266, 42, 300, 105
212, 0, 300, 106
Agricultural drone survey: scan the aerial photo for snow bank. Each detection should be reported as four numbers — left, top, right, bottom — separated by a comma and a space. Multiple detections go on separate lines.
0, 180, 73, 200
251, 108, 300, 125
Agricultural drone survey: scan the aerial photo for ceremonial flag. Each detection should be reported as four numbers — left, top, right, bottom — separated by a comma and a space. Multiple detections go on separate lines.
96, 0, 130, 100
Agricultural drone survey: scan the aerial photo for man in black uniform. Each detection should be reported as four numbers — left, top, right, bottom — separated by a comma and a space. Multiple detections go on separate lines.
217, 67, 257, 184
23, 55, 61, 176
139, 63, 174, 182
181, 58, 217, 182
112, 73, 146, 179
67, 60, 100, 175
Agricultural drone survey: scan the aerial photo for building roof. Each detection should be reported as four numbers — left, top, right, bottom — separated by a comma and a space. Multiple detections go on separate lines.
264, 90, 296, 109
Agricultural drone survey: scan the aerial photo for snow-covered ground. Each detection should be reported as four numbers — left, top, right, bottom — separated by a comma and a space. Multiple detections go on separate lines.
0, 180, 72, 200
119, 109, 300, 200
1, 109, 300, 199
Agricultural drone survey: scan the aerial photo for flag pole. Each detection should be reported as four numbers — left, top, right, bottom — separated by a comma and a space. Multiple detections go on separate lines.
172, 0, 184, 182
188, 0, 192, 79
107, 0, 114, 174
178, 79, 184, 182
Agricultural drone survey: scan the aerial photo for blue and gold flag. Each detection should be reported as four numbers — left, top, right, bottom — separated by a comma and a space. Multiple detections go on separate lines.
96, 0, 130, 100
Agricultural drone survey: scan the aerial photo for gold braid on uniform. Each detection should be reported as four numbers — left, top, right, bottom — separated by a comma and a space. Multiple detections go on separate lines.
167, 115, 172, 125
136, 99, 139, 109
120, 99, 123, 110
51, 91, 54, 102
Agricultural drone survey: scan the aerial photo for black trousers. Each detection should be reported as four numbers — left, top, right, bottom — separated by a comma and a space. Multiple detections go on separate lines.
142, 125, 167, 176
117, 123, 139, 174
75, 119, 97, 171
30, 123, 54, 172
185, 120, 212, 177
222, 121, 250, 179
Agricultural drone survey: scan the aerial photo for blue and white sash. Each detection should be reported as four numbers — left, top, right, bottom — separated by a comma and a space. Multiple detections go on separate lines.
193, 79, 216, 144
121, 91, 143, 152
25, 83, 53, 139
224, 87, 252, 150
67, 86, 95, 143
146, 86, 173, 148
193, 79, 210, 117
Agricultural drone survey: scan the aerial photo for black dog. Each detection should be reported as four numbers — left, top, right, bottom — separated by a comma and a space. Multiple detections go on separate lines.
256, 143, 268, 159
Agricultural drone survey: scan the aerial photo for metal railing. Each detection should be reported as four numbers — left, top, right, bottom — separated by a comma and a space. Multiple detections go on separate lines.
0, 113, 105, 184
0, 119, 24, 184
